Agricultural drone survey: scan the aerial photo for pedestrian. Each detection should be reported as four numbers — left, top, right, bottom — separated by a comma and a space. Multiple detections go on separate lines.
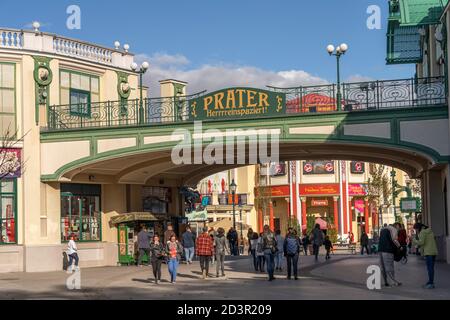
227, 227, 238, 256
209, 228, 216, 265
283, 228, 301, 280
247, 228, 254, 255
256, 233, 265, 272
360, 231, 370, 255
348, 231, 355, 244
149, 234, 165, 284
274, 229, 284, 271
413, 223, 438, 289
398, 224, 408, 260
250, 232, 259, 271
181, 226, 196, 264
165, 235, 183, 284
137, 226, 151, 266
164, 223, 176, 244
214, 227, 230, 277
324, 235, 333, 260
302, 234, 309, 255
67, 234, 79, 273
378, 223, 402, 287
310, 224, 324, 261
261, 225, 277, 281
196, 226, 215, 279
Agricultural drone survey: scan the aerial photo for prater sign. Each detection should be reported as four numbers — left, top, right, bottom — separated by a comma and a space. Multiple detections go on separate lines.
189, 87, 286, 120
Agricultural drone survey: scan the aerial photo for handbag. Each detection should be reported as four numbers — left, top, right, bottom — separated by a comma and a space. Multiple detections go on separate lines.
387, 228, 403, 262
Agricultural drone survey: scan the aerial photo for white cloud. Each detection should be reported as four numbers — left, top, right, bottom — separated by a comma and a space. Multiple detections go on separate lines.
345, 74, 375, 83
135, 53, 329, 96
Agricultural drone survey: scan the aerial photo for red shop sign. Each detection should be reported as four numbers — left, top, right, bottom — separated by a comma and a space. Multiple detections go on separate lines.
300, 184, 339, 195
311, 199, 329, 207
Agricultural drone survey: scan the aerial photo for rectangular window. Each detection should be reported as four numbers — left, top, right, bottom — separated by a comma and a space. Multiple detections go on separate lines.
60, 70, 99, 118
60, 184, 101, 242
69, 89, 91, 116
0, 179, 17, 244
0, 63, 16, 135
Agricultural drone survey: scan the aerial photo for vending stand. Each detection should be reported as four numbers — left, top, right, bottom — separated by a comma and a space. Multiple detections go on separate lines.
185, 209, 208, 237
110, 212, 167, 266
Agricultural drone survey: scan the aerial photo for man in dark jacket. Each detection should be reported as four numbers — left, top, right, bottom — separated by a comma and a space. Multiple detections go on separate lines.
227, 227, 238, 256
137, 226, 151, 266
360, 231, 370, 255
182, 226, 196, 264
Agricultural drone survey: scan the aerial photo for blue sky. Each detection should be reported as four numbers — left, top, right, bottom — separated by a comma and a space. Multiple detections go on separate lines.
1, 0, 415, 93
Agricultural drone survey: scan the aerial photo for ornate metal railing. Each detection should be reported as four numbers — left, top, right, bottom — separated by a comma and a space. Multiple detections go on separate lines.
45, 76, 447, 131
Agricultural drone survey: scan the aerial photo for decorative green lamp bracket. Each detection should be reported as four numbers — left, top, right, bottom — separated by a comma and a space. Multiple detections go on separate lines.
33, 56, 53, 126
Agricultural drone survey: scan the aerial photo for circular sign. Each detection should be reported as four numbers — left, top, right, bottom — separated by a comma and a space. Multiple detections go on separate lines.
304, 163, 313, 173
325, 162, 334, 172
355, 162, 363, 172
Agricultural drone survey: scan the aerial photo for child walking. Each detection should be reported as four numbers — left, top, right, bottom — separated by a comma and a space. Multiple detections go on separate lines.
324, 236, 333, 260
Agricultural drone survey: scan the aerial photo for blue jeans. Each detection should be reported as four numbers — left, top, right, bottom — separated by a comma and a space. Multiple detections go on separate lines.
274, 251, 284, 269
168, 258, 179, 282
184, 247, 195, 263
264, 250, 275, 279
425, 255, 436, 285
68, 253, 79, 267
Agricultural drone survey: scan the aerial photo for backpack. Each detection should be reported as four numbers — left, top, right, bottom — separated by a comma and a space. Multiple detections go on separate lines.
263, 233, 277, 253
286, 236, 299, 255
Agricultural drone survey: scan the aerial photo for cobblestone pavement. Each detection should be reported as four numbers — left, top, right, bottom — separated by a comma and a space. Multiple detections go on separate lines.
0, 254, 449, 300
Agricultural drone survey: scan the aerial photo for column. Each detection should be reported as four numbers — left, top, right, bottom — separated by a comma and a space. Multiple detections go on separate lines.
364, 198, 370, 234
258, 208, 263, 233
333, 196, 339, 231
346, 197, 352, 235
301, 197, 307, 230
285, 197, 291, 221
269, 201, 274, 231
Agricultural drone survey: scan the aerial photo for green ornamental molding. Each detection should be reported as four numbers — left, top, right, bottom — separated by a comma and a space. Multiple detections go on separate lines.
116, 71, 131, 99
33, 56, 53, 125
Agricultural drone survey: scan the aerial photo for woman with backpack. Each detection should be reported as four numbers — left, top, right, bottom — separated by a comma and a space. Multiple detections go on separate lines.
283, 228, 302, 280
261, 225, 277, 281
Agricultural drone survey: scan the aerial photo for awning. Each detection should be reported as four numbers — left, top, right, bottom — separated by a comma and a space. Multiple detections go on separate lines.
109, 212, 167, 225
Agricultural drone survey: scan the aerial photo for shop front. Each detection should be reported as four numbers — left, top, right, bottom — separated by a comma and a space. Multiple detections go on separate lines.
299, 184, 340, 232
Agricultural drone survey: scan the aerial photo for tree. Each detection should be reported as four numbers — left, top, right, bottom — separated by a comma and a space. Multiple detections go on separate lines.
254, 164, 271, 230
367, 164, 392, 230
0, 126, 25, 181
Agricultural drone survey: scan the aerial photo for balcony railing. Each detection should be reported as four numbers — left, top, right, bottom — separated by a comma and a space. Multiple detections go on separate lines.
45, 76, 447, 131
0, 28, 132, 68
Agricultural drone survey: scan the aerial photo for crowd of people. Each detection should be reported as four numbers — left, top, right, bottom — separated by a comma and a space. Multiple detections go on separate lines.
64, 221, 439, 289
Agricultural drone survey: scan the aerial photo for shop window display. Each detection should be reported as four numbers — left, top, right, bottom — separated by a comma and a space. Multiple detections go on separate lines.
0, 179, 16, 244
60, 184, 101, 242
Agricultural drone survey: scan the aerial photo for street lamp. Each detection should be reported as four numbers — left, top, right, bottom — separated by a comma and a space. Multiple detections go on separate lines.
238, 204, 243, 254
230, 179, 237, 231
130, 61, 149, 124
327, 43, 348, 111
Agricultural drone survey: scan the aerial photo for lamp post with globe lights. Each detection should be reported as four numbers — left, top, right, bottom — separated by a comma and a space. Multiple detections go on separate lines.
326, 43, 348, 111
131, 61, 149, 124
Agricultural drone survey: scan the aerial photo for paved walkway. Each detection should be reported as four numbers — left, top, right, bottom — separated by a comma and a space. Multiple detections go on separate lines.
0, 254, 449, 300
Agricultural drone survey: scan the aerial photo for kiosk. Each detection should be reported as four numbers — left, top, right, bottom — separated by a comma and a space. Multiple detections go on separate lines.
110, 212, 168, 266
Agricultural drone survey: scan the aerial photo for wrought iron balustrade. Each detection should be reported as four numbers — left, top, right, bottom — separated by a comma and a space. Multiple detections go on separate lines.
45, 76, 447, 131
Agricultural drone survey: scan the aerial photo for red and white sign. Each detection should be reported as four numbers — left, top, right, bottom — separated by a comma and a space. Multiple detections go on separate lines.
300, 184, 340, 196
311, 199, 329, 207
